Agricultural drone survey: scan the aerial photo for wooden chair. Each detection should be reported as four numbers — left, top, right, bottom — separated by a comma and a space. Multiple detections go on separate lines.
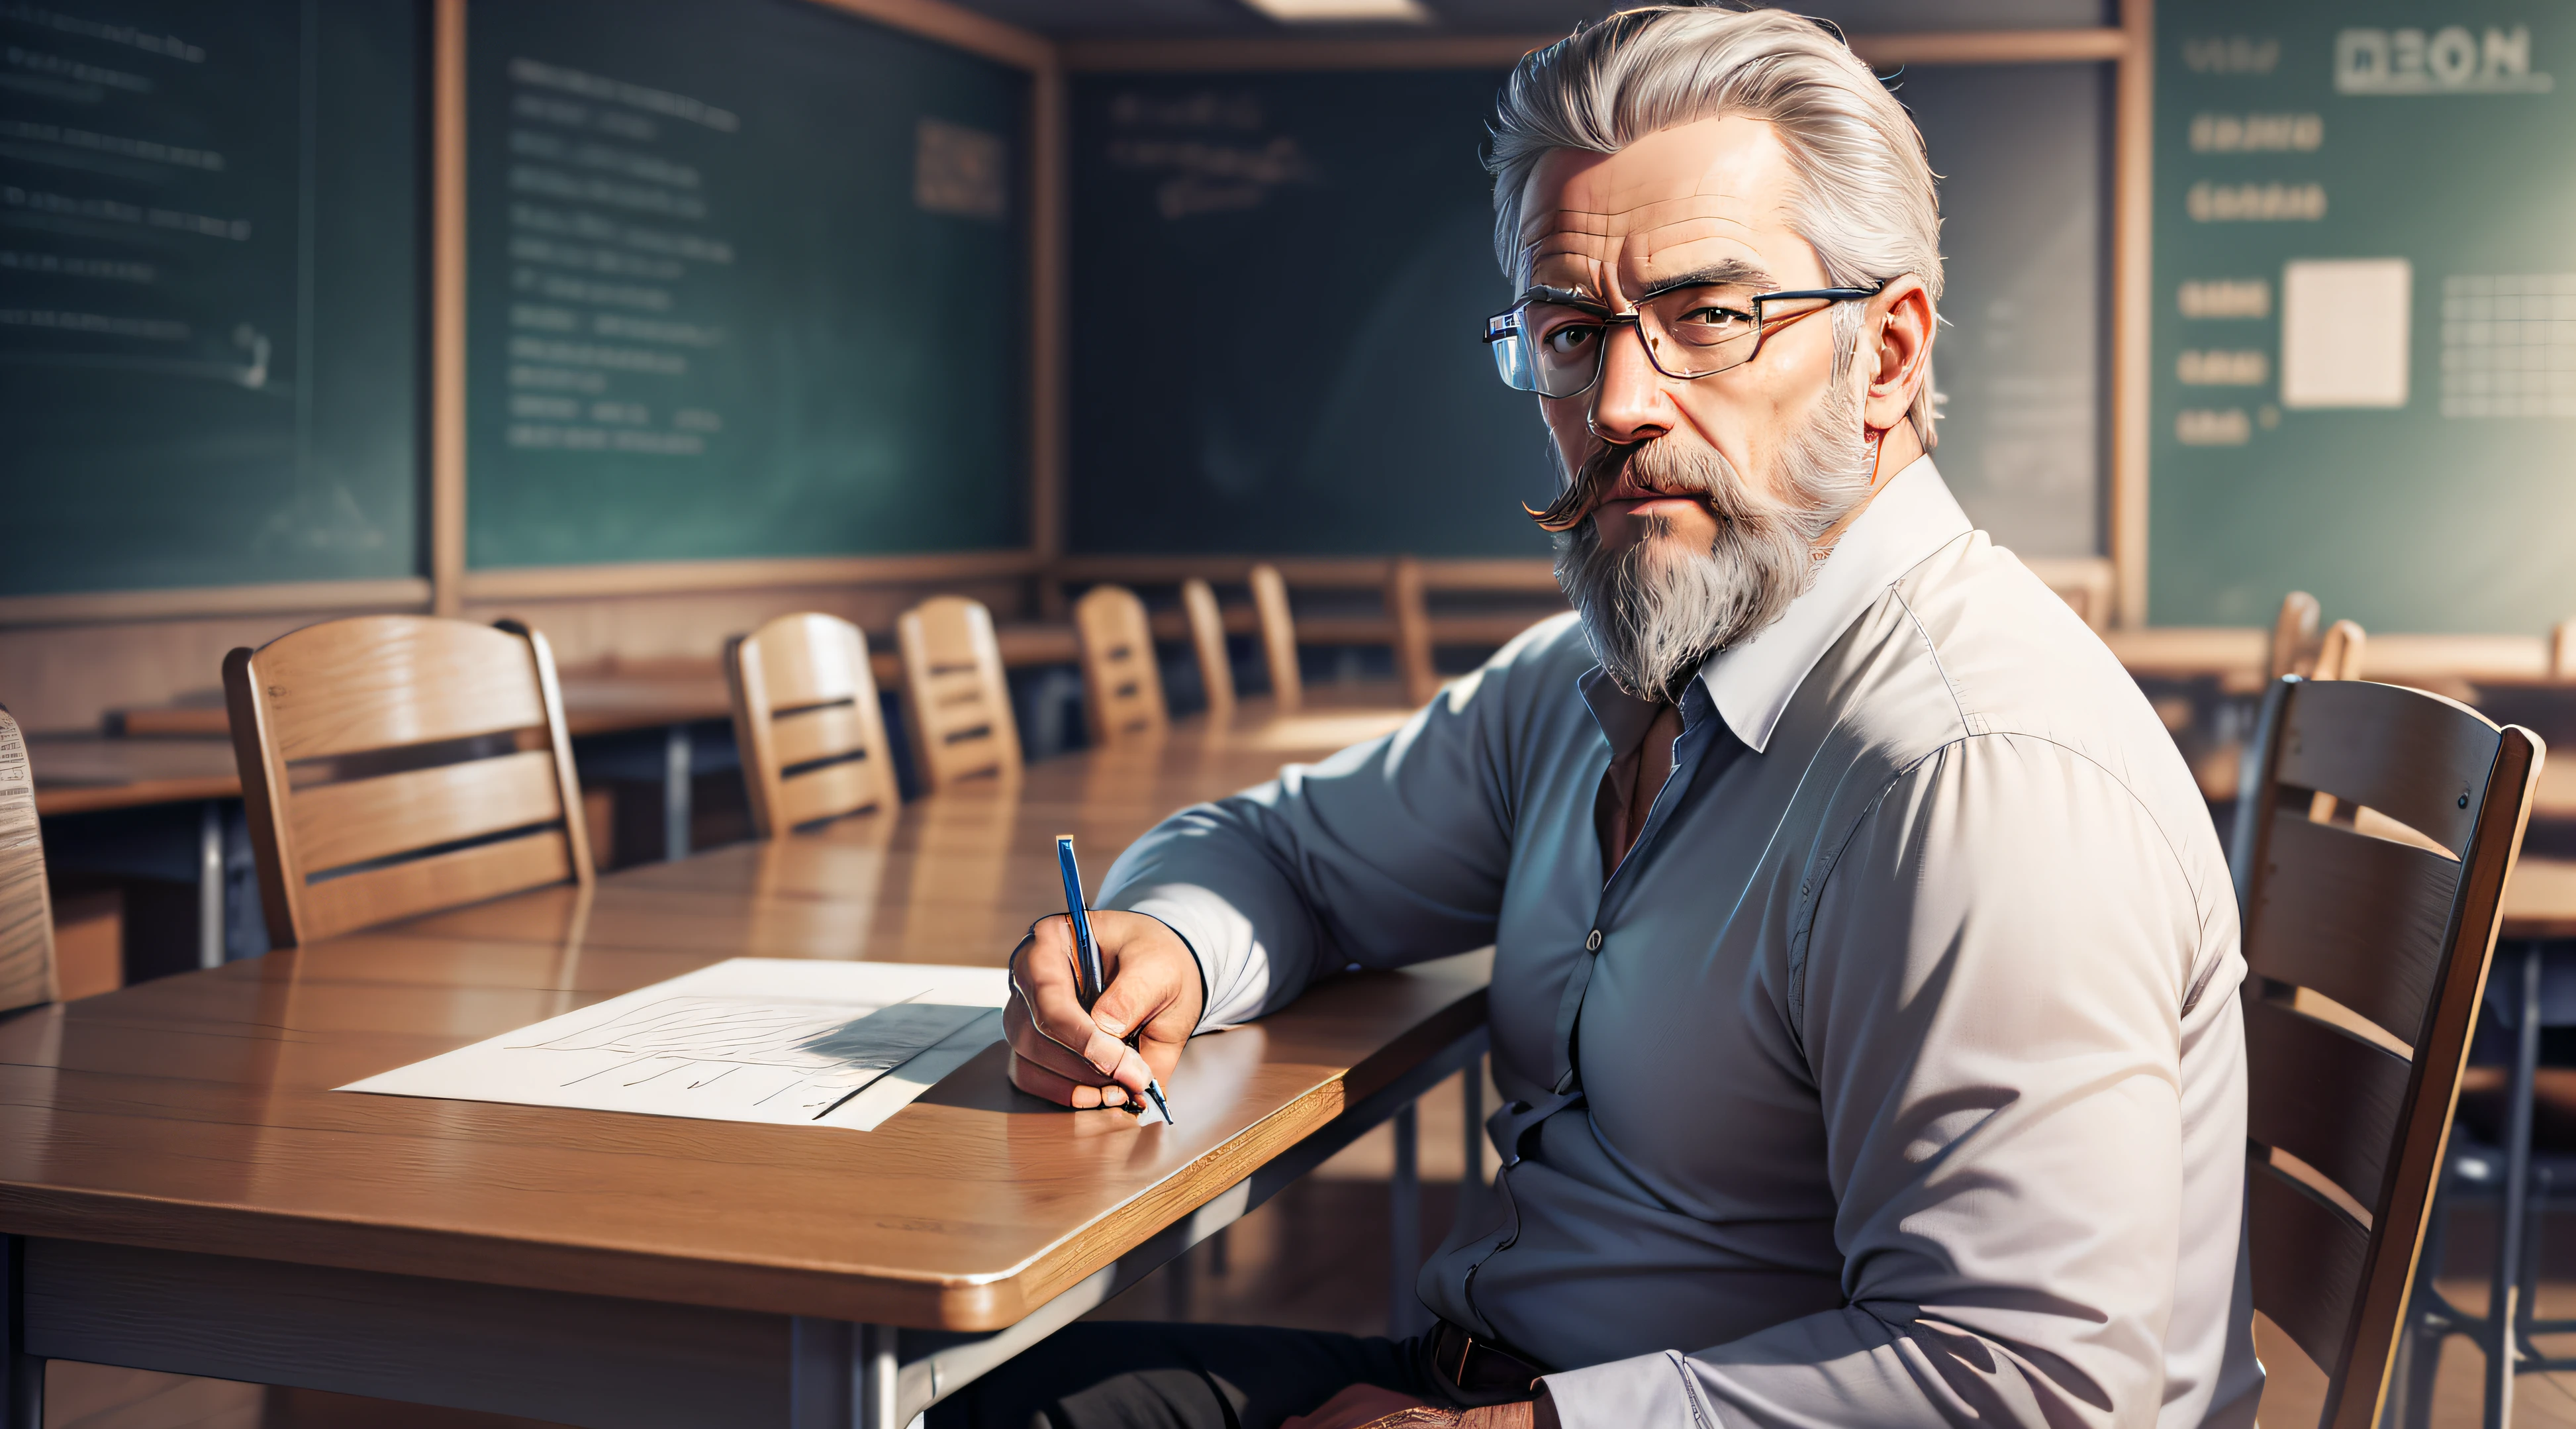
2312, 619, 2367, 683
2269, 591, 2324, 681
726, 613, 897, 836
1074, 583, 1170, 747
2230, 675, 2544, 1426
1249, 563, 1303, 712
2550, 618, 2574, 679
2022, 555, 2116, 632
222, 616, 595, 946
1387, 556, 1439, 707
0, 707, 56, 1016
895, 595, 1022, 791
1182, 577, 1235, 718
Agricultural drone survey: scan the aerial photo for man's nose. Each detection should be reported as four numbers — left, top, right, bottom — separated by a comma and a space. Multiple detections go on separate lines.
1588, 321, 1673, 446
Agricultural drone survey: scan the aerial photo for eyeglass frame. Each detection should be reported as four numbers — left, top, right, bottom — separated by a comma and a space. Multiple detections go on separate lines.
1482, 279, 1888, 399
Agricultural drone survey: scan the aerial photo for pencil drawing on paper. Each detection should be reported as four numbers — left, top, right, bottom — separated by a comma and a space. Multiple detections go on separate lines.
511, 994, 988, 1120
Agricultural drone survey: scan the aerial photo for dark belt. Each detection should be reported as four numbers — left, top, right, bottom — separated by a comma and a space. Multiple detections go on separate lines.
1425, 1319, 1550, 1403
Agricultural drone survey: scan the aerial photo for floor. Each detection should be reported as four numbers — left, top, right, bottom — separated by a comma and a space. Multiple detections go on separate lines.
42, 1071, 2576, 1426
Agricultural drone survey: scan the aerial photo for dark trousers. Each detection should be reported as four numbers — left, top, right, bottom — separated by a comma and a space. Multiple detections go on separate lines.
928, 1321, 1445, 1429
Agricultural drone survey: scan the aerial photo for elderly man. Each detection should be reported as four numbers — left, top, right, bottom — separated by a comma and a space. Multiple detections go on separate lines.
941, 8, 2261, 1428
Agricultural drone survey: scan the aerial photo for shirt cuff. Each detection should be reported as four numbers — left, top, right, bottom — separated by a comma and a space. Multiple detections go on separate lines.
1542, 1350, 1729, 1429
1104, 882, 1274, 1030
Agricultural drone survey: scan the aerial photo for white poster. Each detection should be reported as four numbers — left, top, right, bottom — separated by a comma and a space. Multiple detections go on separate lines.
2281, 258, 2412, 409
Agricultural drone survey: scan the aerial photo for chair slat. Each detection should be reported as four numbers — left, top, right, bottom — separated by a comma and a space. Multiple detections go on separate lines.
754, 620, 869, 709
1388, 556, 1436, 707
250, 616, 549, 762
775, 757, 892, 829
298, 828, 575, 944
2244, 997, 2412, 1212
772, 701, 873, 768
1183, 578, 1235, 714
2250, 1156, 2370, 1378
0, 710, 57, 1014
1249, 563, 1302, 711
2246, 814, 2458, 1043
287, 749, 565, 877
2277, 679, 2501, 857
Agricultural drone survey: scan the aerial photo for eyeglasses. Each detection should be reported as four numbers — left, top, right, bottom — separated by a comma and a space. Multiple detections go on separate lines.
1484, 280, 1885, 399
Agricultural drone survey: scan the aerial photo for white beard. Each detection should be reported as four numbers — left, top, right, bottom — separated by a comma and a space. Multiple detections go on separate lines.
1554, 378, 1878, 700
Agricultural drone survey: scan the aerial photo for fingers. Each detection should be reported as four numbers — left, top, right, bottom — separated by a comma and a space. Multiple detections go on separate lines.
1002, 910, 1204, 1110
1004, 993, 1129, 1109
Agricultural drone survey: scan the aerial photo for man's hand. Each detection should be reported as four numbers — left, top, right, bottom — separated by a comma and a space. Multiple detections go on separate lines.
1004, 910, 1203, 1110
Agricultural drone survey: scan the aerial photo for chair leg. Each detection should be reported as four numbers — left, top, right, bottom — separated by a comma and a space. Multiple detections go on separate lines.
2394, 1197, 2458, 1429
2486, 945, 2544, 1429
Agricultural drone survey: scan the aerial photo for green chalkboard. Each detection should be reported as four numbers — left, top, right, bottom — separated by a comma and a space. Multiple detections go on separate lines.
464, 0, 1029, 569
2152, 1, 2576, 632
0, 0, 422, 597
1065, 65, 2113, 561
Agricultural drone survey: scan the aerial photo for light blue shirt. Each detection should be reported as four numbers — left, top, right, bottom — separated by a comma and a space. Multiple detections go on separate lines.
1102, 460, 2260, 1428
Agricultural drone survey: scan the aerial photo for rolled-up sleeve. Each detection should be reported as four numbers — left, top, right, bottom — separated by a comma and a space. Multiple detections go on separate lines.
1545, 732, 2230, 1428
1096, 644, 1535, 1029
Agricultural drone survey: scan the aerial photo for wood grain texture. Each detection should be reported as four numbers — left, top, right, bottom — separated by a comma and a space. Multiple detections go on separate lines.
1249, 565, 1301, 713
1073, 585, 1168, 747
2277, 679, 2499, 859
2108, 0, 2150, 627
0, 716, 1489, 1334
225, 617, 593, 946
289, 750, 564, 875
2248, 1157, 2368, 1379
896, 597, 1022, 791
2242, 996, 2411, 1215
0, 709, 56, 1014
2244, 815, 2456, 1046
2269, 593, 2322, 683
431, 0, 465, 619
1181, 579, 1234, 717
0, 579, 431, 629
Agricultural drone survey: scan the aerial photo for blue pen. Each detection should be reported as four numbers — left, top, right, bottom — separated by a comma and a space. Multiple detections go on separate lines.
1055, 835, 1175, 1125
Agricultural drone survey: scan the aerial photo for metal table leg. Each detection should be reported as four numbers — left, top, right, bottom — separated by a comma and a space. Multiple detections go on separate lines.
1389, 1100, 1420, 1338
664, 725, 694, 862
197, 801, 226, 969
3, 1236, 38, 1429
2487, 944, 2542, 1428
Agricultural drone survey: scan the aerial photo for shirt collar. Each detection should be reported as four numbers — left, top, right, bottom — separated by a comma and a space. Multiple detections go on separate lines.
1699, 455, 1971, 753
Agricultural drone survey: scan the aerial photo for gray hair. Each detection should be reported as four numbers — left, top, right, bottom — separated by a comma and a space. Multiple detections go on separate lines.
1488, 5, 1943, 447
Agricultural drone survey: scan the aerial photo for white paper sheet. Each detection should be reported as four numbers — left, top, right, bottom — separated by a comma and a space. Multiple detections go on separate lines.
341, 959, 1015, 1132
2281, 257, 2412, 409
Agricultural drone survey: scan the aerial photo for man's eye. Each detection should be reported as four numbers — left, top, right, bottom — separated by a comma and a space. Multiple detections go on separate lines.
1678, 307, 1748, 330
1543, 326, 1598, 355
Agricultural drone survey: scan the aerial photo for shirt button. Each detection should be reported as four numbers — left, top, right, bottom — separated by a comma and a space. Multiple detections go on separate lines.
1585, 930, 1603, 952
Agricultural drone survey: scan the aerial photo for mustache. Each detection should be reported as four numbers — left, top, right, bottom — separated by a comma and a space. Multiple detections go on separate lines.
1527, 440, 1669, 533
1527, 438, 1732, 534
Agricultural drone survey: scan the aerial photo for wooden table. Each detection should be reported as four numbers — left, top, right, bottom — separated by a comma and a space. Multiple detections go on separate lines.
1, 710, 1460, 1429
26, 735, 246, 973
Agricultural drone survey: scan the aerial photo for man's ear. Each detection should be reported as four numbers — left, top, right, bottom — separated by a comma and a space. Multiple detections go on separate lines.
1860, 275, 1932, 434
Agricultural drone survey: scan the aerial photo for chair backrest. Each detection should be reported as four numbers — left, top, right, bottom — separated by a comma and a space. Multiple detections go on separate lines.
1075, 583, 1170, 746
895, 596, 1022, 791
1249, 563, 1302, 711
2269, 591, 2324, 681
1181, 578, 1235, 718
727, 613, 896, 836
2313, 619, 2367, 682
223, 616, 595, 947
1386, 556, 1438, 707
2231, 675, 2545, 1428
2551, 618, 2574, 679
0, 707, 58, 1015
